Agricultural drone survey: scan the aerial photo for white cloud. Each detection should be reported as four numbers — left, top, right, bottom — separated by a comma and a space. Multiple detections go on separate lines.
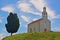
32, 18, 38, 21
18, 3, 31, 12
0, 33, 5, 40
46, 7, 57, 18
1, 6, 14, 12
12, 33, 16, 35
25, 24, 27, 28
17, 0, 60, 19
52, 26, 60, 32
18, 0, 27, 3
55, 15, 60, 18
21, 15, 29, 22
17, 2, 41, 16
30, 0, 46, 12
29, 0, 60, 19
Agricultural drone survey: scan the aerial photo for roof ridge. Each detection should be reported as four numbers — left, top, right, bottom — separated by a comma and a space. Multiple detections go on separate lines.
29, 18, 43, 25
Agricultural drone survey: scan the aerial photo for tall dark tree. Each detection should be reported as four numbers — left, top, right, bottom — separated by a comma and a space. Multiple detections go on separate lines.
5, 12, 20, 36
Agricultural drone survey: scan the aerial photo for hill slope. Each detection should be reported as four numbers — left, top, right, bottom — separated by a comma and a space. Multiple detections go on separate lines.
2, 32, 60, 40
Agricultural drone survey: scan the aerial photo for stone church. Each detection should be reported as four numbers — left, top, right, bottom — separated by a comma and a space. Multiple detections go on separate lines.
28, 7, 51, 32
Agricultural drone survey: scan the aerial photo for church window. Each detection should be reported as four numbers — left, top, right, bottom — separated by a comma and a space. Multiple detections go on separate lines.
30, 28, 32, 32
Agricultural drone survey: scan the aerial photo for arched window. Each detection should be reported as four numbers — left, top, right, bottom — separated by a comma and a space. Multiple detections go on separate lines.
30, 28, 32, 32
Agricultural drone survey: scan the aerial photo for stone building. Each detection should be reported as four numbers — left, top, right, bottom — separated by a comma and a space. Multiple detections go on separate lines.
28, 7, 51, 32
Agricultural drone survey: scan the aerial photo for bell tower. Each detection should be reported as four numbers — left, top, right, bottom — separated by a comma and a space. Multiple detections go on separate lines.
42, 7, 47, 19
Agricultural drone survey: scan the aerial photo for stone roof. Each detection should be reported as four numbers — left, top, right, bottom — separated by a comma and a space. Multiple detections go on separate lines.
28, 18, 43, 25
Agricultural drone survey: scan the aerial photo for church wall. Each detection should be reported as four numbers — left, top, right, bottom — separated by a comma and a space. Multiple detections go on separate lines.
28, 19, 51, 32
33, 22, 40, 32
46, 20, 51, 31
39, 20, 45, 32
28, 21, 40, 32
40, 20, 51, 32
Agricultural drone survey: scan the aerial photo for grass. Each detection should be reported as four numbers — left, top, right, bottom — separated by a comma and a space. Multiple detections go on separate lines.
2, 32, 60, 40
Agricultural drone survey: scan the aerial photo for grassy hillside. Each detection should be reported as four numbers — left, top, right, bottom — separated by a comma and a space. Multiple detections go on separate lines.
2, 32, 60, 40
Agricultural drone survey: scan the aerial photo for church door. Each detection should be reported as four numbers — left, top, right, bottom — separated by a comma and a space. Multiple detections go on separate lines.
44, 28, 47, 32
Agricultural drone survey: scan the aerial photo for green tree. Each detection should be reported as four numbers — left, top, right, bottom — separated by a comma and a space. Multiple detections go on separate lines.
5, 12, 20, 36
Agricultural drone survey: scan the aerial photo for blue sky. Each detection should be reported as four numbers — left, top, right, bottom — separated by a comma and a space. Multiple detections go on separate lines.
0, 0, 60, 39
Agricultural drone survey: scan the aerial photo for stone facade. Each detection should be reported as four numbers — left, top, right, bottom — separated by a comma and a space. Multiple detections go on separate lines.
28, 7, 51, 32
